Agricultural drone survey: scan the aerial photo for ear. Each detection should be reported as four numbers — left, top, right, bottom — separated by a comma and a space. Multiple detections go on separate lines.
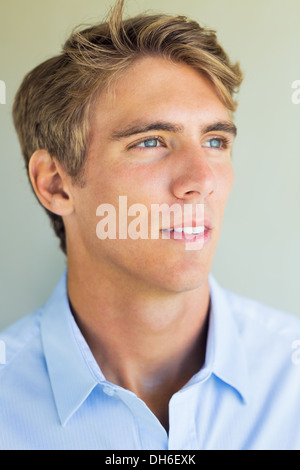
29, 150, 74, 216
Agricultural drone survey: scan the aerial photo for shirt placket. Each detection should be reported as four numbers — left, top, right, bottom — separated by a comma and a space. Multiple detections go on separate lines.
112, 387, 169, 450
168, 385, 199, 450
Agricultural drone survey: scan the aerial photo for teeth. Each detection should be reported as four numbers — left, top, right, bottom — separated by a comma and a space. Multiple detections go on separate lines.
173, 226, 205, 234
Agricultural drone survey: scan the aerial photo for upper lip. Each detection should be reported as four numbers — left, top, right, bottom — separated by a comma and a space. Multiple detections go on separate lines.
161, 219, 212, 230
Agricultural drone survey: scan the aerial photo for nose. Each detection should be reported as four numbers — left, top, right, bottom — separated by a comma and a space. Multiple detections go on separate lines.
170, 145, 215, 202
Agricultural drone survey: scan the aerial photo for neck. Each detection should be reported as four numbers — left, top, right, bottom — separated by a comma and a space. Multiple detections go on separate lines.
67, 255, 210, 431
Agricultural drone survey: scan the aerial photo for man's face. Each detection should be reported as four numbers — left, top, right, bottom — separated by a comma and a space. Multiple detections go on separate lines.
67, 56, 235, 294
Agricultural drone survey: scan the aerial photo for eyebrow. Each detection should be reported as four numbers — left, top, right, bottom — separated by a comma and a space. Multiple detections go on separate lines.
110, 119, 237, 141
202, 121, 237, 136
110, 121, 184, 140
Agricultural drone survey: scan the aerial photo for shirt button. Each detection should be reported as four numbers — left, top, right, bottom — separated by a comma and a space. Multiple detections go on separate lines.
103, 385, 115, 396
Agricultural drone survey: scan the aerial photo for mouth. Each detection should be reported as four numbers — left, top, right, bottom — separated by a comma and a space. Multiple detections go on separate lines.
160, 224, 212, 246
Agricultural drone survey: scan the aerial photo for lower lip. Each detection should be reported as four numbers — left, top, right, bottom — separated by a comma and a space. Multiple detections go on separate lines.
161, 228, 211, 246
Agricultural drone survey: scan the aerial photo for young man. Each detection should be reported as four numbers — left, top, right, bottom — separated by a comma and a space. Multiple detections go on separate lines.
1, 0, 300, 450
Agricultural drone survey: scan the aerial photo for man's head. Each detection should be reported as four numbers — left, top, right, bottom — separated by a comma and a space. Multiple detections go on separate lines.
12, 0, 242, 257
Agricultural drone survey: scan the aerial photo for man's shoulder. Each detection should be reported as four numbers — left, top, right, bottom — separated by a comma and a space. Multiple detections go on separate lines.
226, 286, 300, 340
219, 283, 300, 368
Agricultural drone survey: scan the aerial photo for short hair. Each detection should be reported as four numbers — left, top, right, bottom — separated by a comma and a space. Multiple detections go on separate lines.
12, 0, 243, 254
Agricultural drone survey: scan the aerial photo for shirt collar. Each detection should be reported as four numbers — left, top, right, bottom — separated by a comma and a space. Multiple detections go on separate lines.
40, 270, 99, 426
207, 274, 249, 403
41, 270, 249, 426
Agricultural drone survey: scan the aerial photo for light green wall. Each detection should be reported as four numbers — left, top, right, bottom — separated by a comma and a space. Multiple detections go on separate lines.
1, 0, 300, 329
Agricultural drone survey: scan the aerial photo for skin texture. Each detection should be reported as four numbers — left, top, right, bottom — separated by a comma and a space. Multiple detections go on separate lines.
29, 56, 236, 431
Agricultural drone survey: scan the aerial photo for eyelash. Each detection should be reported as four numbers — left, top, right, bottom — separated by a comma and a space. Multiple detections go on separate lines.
128, 136, 230, 151
128, 136, 165, 150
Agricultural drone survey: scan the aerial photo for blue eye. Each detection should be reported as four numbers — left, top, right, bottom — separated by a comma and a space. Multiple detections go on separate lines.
202, 137, 230, 150
137, 138, 160, 148
210, 139, 221, 148
203, 138, 222, 148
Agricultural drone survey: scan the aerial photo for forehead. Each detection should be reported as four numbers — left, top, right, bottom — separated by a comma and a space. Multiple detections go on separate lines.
91, 56, 231, 134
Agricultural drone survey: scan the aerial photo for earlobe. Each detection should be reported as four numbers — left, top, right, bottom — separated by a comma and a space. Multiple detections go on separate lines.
29, 150, 74, 216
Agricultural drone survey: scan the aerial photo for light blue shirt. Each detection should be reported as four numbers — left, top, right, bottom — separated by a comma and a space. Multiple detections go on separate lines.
1, 270, 300, 450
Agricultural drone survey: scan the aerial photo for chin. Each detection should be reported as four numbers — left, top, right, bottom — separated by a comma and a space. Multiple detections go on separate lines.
138, 262, 211, 295
165, 273, 210, 294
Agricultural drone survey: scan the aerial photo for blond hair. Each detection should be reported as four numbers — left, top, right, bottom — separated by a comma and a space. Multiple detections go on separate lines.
12, 0, 243, 254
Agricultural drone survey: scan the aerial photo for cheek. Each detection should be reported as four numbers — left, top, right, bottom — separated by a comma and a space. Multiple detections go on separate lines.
76, 166, 163, 242
101, 163, 168, 206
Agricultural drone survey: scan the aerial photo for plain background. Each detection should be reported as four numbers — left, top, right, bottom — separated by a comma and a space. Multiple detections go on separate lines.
0, 0, 300, 330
